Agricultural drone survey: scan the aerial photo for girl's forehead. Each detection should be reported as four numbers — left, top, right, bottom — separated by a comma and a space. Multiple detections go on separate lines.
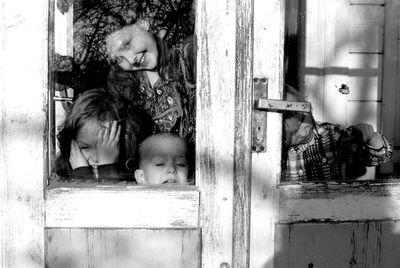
76, 119, 110, 141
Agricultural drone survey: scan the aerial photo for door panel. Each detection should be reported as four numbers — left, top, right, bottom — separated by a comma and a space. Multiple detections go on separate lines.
275, 221, 400, 268
46, 228, 201, 268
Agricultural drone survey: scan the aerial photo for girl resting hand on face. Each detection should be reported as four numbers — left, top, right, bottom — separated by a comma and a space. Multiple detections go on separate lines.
55, 88, 151, 181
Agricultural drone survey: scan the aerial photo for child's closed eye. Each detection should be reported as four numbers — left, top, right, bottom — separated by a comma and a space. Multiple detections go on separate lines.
155, 163, 165, 166
121, 40, 131, 49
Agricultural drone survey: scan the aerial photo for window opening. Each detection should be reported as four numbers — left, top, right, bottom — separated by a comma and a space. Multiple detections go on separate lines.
281, 0, 396, 183
49, 0, 196, 185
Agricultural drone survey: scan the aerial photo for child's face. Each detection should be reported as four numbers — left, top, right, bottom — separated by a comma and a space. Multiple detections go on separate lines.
285, 113, 314, 146
75, 119, 111, 167
135, 135, 189, 185
106, 25, 158, 72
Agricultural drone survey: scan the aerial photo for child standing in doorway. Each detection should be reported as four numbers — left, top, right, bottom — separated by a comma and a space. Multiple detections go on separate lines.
134, 132, 190, 185
55, 88, 151, 181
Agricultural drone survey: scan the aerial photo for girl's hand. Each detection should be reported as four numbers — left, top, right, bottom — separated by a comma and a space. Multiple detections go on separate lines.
69, 140, 89, 169
97, 121, 121, 165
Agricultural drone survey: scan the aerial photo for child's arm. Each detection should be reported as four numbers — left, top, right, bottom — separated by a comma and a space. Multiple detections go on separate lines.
345, 123, 393, 166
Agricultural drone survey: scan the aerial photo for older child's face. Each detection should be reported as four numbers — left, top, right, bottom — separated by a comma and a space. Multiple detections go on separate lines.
106, 25, 158, 72
75, 119, 110, 166
135, 135, 188, 185
285, 113, 314, 146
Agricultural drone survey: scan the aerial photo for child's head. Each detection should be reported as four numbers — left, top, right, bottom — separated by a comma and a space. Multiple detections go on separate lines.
134, 132, 189, 185
55, 88, 146, 178
283, 85, 315, 148
106, 22, 159, 72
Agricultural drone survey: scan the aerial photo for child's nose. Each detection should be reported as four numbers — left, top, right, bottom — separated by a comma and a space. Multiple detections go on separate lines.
88, 151, 98, 164
167, 163, 177, 173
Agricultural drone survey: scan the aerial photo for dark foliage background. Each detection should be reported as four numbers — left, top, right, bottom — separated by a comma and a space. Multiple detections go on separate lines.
53, 0, 194, 96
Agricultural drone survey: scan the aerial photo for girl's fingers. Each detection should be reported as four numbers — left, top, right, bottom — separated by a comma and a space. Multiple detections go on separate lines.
109, 121, 117, 141
115, 124, 121, 142
98, 128, 104, 143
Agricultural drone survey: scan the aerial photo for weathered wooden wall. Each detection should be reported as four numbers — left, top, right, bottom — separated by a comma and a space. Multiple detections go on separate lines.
0, 0, 48, 267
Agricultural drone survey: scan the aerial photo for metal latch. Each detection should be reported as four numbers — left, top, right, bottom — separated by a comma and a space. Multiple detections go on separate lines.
252, 78, 312, 153
252, 77, 268, 152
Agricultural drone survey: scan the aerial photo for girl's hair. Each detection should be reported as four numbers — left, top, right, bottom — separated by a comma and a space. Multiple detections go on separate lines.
55, 88, 151, 179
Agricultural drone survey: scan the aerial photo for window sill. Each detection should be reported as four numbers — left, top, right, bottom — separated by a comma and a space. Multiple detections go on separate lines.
45, 181, 199, 228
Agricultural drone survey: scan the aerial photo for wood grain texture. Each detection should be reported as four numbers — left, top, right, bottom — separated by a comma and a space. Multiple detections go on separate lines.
250, 0, 284, 267
381, 0, 399, 173
275, 221, 400, 268
232, 0, 253, 266
45, 184, 199, 228
279, 182, 400, 222
46, 228, 201, 268
0, 0, 48, 267
195, 0, 236, 267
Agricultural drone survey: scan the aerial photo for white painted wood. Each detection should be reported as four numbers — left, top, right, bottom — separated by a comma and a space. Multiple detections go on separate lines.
250, 0, 284, 267
324, 0, 350, 125
46, 228, 201, 268
382, 0, 400, 174
350, 4, 385, 26
195, 1, 236, 266
279, 182, 400, 222
0, 0, 48, 267
350, 0, 385, 4
54, 1, 73, 56
348, 54, 382, 101
299, 0, 327, 122
349, 26, 384, 53
45, 184, 199, 228
347, 101, 380, 130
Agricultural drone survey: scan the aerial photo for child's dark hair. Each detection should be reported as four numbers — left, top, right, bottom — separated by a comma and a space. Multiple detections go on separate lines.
55, 88, 150, 179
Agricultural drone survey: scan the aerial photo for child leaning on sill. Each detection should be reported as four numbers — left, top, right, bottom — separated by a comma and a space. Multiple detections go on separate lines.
282, 85, 393, 182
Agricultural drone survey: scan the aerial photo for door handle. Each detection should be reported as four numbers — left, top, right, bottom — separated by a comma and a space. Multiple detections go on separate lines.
252, 78, 311, 153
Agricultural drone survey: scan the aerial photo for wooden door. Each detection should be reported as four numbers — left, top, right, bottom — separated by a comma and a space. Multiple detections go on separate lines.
273, 1, 400, 267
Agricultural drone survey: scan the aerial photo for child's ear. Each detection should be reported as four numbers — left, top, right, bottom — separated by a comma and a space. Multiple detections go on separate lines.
134, 169, 147, 184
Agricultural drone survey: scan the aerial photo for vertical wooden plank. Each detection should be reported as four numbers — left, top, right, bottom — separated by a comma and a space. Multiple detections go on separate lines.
250, 0, 284, 267
381, 0, 400, 174
195, 0, 236, 267
0, 0, 47, 267
299, 0, 327, 122
324, 0, 350, 125
233, 0, 253, 267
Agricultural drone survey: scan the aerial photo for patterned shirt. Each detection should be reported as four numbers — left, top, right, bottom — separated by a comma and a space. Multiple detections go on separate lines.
283, 123, 393, 181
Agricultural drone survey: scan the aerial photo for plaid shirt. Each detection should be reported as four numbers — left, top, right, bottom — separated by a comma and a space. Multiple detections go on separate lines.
283, 123, 393, 181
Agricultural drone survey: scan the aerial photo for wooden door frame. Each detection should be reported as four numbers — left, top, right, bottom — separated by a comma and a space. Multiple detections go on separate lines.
0, 0, 48, 266
381, 0, 400, 174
